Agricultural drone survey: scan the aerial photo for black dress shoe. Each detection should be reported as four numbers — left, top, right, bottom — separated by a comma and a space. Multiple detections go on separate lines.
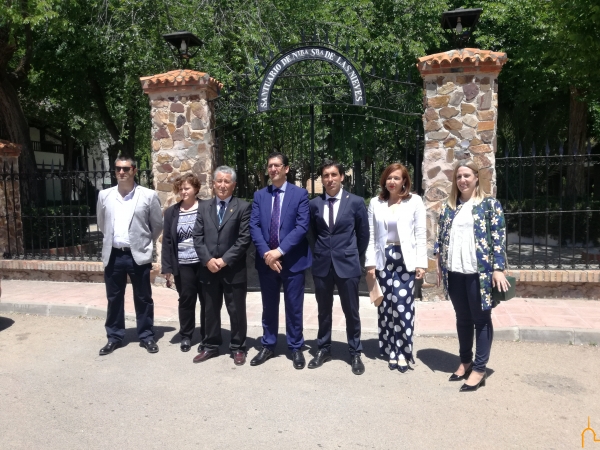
388, 361, 398, 370
460, 372, 487, 392
351, 355, 365, 375
250, 348, 274, 366
308, 349, 332, 369
140, 339, 159, 353
180, 338, 191, 353
449, 362, 473, 381
292, 350, 306, 370
99, 341, 120, 356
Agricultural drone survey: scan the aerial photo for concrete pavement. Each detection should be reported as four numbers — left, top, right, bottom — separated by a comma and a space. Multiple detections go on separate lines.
0, 314, 598, 449
1, 280, 600, 345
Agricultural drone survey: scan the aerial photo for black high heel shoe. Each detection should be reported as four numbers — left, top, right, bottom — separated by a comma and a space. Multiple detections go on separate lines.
388, 360, 398, 370
448, 362, 473, 382
397, 358, 409, 374
459, 372, 487, 392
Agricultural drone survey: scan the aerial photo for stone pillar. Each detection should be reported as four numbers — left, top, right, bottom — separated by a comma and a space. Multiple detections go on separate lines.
0, 140, 24, 259
417, 48, 507, 288
140, 69, 223, 207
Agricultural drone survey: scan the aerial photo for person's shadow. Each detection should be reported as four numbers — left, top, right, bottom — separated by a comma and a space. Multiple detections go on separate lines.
120, 325, 176, 347
0, 316, 15, 333
416, 348, 495, 377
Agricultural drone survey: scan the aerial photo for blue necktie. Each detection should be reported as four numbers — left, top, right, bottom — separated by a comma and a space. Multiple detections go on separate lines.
218, 200, 226, 225
268, 188, 282, 250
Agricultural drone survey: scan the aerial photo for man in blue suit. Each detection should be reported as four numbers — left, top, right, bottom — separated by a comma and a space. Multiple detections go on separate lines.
307, 160, 369, 375
249, 152, 312, 369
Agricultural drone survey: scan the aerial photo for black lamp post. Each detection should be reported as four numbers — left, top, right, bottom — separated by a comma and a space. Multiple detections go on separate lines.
162, 31, 204, 68
441, 8, 483, 49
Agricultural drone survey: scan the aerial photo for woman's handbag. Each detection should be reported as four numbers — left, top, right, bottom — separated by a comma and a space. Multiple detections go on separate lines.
492, 274, 516, 302
366, 272, 384, 306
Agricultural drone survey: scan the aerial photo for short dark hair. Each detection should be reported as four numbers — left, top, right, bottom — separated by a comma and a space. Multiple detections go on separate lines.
172, 173, 201, 195
114, 155, 137, 168
319, 160, 344, 177
267, 152, 289, 167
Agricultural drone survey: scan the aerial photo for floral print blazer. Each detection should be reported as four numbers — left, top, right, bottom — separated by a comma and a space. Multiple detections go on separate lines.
433, 197, 507, 311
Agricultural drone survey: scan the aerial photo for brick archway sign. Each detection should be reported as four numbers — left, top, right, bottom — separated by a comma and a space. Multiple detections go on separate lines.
416, 48, 508, 287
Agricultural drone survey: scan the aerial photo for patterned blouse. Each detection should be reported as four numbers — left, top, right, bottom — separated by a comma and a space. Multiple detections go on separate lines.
434, 197, 507, 311
177, 209, 200, 264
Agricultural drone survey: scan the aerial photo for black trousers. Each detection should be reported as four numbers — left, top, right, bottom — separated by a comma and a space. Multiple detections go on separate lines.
174, 263, 205, 341
201, 275, 247, 351
447, 271, 493, 373
104, 248, 154, 343
313, 265, 362, 356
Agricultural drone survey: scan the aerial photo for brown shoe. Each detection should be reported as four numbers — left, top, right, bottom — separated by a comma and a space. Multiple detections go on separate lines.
233, 350, 246, 366
193, 348, 218, 363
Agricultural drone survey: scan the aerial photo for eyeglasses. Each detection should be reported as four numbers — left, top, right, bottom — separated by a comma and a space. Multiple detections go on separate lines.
115, 167, 133, 173
267, 163, 283, 169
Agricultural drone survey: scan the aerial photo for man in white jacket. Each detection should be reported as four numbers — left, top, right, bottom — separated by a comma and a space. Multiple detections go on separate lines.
96, 155, 163, 356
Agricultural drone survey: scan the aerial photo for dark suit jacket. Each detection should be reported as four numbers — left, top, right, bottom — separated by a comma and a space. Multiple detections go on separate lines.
192, 196, 252, 284
309, 190, 369, 278
161, 200, 195, 277
249, 183, 312, 274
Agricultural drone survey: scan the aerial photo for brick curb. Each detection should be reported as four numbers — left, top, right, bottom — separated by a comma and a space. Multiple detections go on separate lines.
2, 302, 599, 345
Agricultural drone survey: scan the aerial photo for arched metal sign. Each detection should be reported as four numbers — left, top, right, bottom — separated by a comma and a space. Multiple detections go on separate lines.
258, 45, 366, 112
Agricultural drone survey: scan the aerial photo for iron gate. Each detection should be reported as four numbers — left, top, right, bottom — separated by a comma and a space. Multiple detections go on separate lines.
210, 41, 423, 200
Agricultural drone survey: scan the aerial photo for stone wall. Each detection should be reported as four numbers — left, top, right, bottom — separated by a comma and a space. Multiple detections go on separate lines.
416, 48, 508, 285
0, 140, 24, 258
140, 69, 223, 208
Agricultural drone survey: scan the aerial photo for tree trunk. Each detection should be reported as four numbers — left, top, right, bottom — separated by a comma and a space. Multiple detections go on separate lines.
0, 70, 35, 171
566, 86, 587, 199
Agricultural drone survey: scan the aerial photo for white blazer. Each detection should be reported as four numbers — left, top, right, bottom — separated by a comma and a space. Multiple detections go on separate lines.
364, 194, 427, 272
96, 185, 163, 267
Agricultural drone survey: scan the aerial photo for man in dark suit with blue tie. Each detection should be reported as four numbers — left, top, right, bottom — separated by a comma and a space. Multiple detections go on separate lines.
307, 160, 369, 375
249, 152, 312, 369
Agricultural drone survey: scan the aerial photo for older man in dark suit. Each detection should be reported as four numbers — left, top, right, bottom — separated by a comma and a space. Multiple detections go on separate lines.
192, 165, 252, 365
308, 160, 369, 375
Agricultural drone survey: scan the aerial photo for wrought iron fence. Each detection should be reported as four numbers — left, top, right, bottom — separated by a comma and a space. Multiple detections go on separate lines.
496, 142, 600, 270
211, 41, 424, 199
1, 159, 153, 261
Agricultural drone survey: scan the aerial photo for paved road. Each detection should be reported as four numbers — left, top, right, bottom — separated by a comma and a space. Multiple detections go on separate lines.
0, 313, 598, 449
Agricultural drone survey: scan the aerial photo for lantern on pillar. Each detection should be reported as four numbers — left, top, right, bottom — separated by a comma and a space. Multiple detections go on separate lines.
440, 8, 483, 49
162, 31, 204, 68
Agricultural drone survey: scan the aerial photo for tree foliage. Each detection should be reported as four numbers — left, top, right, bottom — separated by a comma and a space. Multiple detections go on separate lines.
1, 0, 599, 168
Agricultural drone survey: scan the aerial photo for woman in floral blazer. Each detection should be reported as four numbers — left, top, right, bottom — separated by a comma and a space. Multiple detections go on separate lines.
434, 160, 510, 392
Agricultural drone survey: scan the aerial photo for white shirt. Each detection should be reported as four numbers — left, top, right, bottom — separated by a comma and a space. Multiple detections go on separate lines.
386, 204, 400, 242
271, 181, 287, 256
112, 184, 137, 248
448, 199, 478, 274
323, 189, 343, 227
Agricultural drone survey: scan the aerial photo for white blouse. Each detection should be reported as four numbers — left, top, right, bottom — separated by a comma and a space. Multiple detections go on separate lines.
386, 205, 400, 242
448, 199, 478, 274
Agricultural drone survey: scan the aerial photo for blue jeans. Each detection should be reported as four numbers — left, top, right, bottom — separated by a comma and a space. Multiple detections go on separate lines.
447, 271, 493, 373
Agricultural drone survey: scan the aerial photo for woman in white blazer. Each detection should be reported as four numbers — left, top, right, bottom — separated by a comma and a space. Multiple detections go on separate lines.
365, 163, 427, 373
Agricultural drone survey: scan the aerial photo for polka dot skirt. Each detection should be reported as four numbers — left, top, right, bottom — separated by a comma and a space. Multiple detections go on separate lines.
376, 244, 415, 362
